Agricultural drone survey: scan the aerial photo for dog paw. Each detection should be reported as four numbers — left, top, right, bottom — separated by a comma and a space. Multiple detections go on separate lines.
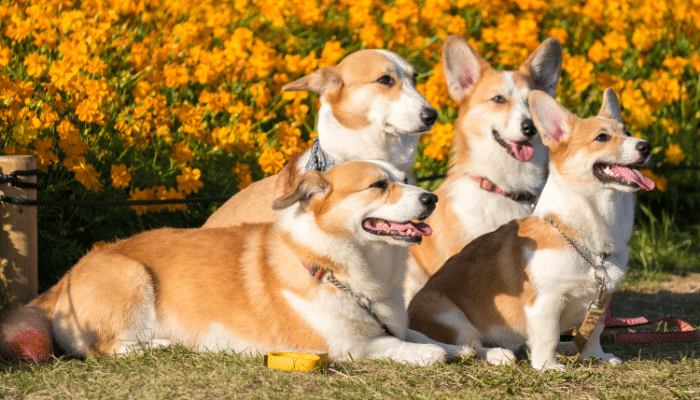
485, 347, 516, 366
403, 344, 448, 366
531, 359, 566, 371
588, 352, 622, 366
456, 345, 475, 359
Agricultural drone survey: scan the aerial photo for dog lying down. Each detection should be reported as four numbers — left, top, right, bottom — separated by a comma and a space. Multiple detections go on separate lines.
0, 161, 472, 366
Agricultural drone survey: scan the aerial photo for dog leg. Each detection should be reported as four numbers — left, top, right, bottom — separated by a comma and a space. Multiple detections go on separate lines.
577, 318, 622, 366
53, 254, 161, 357
357, 335, 448, 366
525, 296, 565, 371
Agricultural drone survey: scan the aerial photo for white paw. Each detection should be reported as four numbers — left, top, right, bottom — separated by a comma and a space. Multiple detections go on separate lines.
456, 345, 475, 359
405, 344, 448, 366
531, 359, 566, 371
485, 348, 516, 366
583, 352, 622, 366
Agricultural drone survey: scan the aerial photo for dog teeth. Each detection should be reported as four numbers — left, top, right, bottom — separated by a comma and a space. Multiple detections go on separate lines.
603, 166, 613, 175
406, 228, 416, 235
377, 221, 390, 229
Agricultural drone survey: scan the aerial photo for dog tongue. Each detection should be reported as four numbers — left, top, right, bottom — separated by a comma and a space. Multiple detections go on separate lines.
509, 140, 535, 162
610, 165, 656, 191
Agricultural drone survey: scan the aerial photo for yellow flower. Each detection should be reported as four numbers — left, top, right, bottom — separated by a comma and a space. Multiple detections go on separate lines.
72, 161, 104, 192
231, 162, 253, 191
319, 41, 345, 68
34, 137, 59, 170
258, 147, 286, 175
176, 166, 204, 194
172, 141, 195, 165
24, 53, 48, 78
110, 164, 132, 189
665, 144, 686, 165
128, 187, 155, 215
0, 45, 11, 67
586, 40, 608, 63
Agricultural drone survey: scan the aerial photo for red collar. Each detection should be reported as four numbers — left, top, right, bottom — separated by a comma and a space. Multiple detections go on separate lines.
471, 176, 537, 203
301, 261, 326, 280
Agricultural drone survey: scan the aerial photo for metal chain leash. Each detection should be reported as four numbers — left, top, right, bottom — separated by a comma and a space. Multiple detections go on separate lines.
324, 272, 396, 337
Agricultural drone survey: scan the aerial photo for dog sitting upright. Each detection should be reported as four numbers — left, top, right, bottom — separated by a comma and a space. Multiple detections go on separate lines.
404, 35, 562, 300
408, 89, 655, 370
1, 161, 472, 366
204, 50, 438, 228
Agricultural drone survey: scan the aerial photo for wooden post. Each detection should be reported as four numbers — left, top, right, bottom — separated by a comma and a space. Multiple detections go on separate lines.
0, 155, 38, 312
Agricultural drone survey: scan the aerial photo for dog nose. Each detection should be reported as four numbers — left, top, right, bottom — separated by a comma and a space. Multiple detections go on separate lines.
419, 193, 438, 208
636, 141, 652, 158
420, 107, 438, 127
521, 119, 537, 137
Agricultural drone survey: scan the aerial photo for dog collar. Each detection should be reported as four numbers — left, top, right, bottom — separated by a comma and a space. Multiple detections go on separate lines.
471, 176, 537, 203
301, 261, 326, 280
305, 138, 337, 172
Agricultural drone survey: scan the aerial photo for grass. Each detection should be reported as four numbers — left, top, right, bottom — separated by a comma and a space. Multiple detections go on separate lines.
1, 344, 699, 400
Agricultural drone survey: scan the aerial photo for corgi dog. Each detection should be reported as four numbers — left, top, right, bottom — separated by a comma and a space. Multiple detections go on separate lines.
204, 50, 438, 228
407, 89, 655, 371
404, 35, 563, 300
0, 161, 471, 366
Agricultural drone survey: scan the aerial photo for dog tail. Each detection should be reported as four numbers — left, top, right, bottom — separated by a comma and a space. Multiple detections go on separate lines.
0, 284, 58, 365
0, 305, 53, 363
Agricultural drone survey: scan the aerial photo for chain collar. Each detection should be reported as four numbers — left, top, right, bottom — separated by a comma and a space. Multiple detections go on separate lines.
545, 217, 608, 287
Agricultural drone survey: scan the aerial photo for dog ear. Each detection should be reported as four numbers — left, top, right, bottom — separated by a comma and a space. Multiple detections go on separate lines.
271, 170, 330, 211
282, 67, 343, 98
598, 88, 623, 123
442, 35, 488, 104
519, 37, 562, 97
528, 90, 573, 145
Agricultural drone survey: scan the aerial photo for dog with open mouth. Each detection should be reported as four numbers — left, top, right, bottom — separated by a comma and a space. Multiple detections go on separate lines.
407, 89, 655, 371
404, 35, 563, 301
1, 161, 471, 366
204, 49, 438, 228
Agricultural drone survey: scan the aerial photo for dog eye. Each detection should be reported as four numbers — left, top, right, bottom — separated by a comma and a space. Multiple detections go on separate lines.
377, 75, 395, 86
491, 95, 507, 104
595, 133, 610, 142
368, 180, 389, 190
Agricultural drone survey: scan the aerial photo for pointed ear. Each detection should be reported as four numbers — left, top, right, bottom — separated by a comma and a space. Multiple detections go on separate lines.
528, 90, 573, 145
271, 170, 330, 211
442, 35, 489, 104
519, 37, 562, 97
282, 66, 343, 98
598, 88, 623, 123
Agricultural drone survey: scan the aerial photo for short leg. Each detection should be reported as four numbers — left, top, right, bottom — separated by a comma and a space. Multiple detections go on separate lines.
525, 297, 565, 371
577, 317, 622, 366
353, 335, 448, 366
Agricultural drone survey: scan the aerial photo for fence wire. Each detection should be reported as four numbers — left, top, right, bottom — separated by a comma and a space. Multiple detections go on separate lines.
1, 165, 699, 208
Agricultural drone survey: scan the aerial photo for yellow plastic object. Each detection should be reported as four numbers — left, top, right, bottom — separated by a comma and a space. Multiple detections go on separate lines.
265, 350, 329, 372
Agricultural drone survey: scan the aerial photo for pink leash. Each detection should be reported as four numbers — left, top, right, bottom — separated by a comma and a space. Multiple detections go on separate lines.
602, 307, 700, 344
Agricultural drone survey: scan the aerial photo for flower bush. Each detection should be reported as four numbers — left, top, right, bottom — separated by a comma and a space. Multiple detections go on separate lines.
0, 0, 698, 286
